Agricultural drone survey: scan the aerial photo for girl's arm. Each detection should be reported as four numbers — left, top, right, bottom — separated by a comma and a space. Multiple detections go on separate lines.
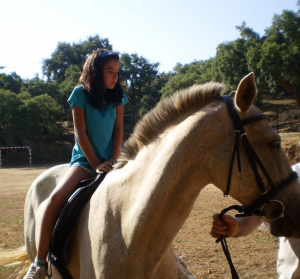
72, 104, 112, 172
72, 104, 101, 169
110, 105, 124, 162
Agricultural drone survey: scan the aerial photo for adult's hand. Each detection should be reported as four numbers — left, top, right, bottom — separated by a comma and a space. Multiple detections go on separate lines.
210, 213, 239, 238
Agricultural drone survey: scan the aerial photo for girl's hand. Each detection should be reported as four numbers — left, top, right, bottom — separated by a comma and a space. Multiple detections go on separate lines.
210, 213, 239, 238
95, 161, 114, 173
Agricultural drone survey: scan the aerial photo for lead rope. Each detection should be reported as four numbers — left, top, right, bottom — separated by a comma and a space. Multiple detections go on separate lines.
216, 206, 241, 279
216, 205, 267, 279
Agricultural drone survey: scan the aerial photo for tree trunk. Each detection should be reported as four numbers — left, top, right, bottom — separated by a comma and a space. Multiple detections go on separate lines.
278, 80, 300, 106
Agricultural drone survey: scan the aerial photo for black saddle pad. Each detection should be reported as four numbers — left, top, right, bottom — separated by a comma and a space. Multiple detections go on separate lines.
48, 171, 107, 278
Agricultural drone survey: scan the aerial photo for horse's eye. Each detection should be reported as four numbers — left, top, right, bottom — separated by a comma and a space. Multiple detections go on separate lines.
269, 140, 281, 149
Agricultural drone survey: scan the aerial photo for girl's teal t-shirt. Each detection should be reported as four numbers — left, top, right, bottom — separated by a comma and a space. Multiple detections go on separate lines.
67, 86, 129, 173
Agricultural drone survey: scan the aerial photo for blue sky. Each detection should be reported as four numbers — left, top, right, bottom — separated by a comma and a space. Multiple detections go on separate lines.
1, 0, 298, 79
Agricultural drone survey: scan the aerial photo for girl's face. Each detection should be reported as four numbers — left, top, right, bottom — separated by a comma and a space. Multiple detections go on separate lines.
103, 59, 119, 90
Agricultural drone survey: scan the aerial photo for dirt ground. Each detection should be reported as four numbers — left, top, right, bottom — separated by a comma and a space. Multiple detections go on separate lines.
0, 164, 281, 279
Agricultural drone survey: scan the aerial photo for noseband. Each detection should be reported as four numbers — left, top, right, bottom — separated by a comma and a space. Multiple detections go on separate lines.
217, 95, 298, 279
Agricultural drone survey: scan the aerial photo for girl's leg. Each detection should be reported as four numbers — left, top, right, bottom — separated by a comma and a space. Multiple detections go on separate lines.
36, 166, 93, 260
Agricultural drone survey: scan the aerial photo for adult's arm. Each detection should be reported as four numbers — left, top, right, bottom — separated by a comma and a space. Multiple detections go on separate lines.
210, 214, 263, 238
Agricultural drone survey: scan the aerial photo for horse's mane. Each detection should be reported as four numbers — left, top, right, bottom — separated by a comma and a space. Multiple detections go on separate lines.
117, 82, 225, 168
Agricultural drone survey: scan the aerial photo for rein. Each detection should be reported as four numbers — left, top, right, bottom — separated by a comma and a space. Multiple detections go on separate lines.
217, 95, 298, 279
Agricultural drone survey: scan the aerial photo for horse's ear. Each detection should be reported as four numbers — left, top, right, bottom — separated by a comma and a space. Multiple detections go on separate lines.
235, 72, 257, 112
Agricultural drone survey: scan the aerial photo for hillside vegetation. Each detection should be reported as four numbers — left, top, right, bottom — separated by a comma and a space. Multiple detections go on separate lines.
0, 89, 299, 167
1, 5, 300, 166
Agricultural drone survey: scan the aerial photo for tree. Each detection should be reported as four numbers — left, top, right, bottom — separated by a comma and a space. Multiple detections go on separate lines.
160, 71, 199, 99
0, 72, 23, 93
119, 53, 160, 130
130, 73, 171, 124
58, 65, 82, 121
258, 42, 283, 93
0, 89, 22, 128
0, 66, 6, 79
120, 53, 159, 106
236, 21, 260, 40
0, 89, 61, 143
160, 60, 213, 99
15, 94, 61, 140
148, 73, 172, 102
212, 39, 249, 89
256, 9, 300, 100
42, 35, 112, 83
21, 75, 59, 100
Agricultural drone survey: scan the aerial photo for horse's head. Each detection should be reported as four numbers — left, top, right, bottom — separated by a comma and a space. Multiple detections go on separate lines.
225, 73, 300, 238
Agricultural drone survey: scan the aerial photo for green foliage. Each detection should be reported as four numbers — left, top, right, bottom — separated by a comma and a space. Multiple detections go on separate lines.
17, 90, 32, 101
21, 75, 59, 99
272, 10, 300, 95
130, 95, 158, 125
42, 35, 112, 83
16, 94, 61, 140
0, 89, 61, 143
258, 42, 283, 92
213, 39, 249, 86
160, 60, 213, 99
161, 9, 300, 104
236, 21, 260, 40
2, 5, 300, 149
0, 72, 22, 93
147, 73, 171, 102
120, 53, 159, 106
0, 89, 22, 127
120, 53, 161, 129
58, 65, 81, 121
0, 66, 6, 79
246, 45, 262, 77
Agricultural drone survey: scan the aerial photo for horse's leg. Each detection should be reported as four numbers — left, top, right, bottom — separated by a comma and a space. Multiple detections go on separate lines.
175, 254, 196, 279
150, 245, 178, 278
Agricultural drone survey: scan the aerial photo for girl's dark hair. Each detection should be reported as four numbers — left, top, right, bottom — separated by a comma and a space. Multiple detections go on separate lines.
78, 49, 123, 110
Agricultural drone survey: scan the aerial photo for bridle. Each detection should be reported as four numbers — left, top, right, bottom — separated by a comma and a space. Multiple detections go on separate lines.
217, 95, 298, 279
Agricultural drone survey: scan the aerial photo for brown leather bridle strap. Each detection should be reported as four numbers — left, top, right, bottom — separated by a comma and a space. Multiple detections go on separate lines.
218, 95, 298, 279
222, 95, 270, 196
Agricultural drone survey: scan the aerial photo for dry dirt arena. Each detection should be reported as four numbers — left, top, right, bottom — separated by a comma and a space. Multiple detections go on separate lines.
0, 165, 280, 279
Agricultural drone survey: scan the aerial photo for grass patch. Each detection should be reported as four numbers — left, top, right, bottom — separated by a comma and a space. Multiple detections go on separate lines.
0, 266, 14, 274
175, 237, 186, 243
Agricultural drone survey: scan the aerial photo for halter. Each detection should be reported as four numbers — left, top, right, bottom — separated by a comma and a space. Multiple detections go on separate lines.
217, 95, 298, 279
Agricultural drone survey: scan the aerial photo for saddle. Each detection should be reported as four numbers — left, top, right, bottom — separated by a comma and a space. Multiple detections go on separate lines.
48, 171, 107, 279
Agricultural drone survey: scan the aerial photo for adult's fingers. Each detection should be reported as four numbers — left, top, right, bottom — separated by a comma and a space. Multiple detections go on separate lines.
212, 213, 223, 225
210, 230, 226, 238
221, 214, 238, 225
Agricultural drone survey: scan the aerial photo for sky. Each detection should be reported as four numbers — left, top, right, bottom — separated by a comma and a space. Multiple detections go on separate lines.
1, 0, 299, 79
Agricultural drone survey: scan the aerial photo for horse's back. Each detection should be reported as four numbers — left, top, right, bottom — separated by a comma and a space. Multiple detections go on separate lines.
24, 164, 69, 262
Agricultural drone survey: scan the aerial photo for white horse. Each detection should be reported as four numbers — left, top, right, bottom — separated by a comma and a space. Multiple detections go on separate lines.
1, 73, 300, 278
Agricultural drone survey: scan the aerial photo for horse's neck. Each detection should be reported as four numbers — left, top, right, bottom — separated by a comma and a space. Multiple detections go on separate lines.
85, 102, 236, 276
103, 105, 228, 262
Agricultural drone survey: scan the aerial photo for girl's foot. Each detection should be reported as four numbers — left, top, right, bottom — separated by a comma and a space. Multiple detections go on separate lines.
23, 262, 46, 279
